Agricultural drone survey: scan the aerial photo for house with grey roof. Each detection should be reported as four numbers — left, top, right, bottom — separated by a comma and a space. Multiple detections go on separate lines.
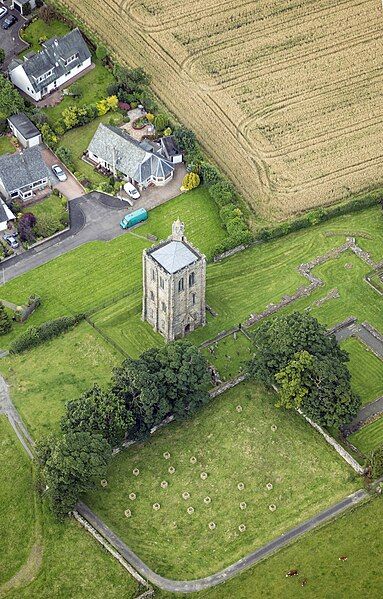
8, 28, 92, 102
0, 146, 51, 203
11, 0, 36, 16
86, 123, 174, 189
8, 113, 42, 149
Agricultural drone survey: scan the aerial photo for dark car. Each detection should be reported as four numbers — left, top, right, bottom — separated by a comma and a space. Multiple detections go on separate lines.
2, 15, 17, 30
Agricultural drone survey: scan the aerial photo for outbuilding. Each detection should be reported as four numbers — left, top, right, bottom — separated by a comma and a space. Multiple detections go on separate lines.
0, 199, 15, 232
8, 113, 42, 149
11, 0, 36, 16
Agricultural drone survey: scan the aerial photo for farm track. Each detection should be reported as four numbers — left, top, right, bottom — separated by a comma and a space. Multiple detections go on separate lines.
58, 0, 383, 217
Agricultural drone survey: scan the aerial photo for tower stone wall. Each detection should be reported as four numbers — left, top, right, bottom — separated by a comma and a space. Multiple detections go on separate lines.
142, 221, 206, 341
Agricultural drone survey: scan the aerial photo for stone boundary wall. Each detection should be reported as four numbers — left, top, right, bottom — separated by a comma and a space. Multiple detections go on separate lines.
327, 317, 357, 335
297, 409, 365, 474
209, 374, 247, 398
361, 322, 383, 344
213, 243, 247, 262
72, 510, 153, 594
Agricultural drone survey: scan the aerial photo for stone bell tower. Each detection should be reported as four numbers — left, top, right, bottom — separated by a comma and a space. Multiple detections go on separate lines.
142, 220, 206, 341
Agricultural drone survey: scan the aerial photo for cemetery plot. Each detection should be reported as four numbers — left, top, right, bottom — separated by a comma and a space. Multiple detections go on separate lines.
84, 381, 357, 579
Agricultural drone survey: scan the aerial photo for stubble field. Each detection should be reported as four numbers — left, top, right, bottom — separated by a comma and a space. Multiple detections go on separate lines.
57, 0, 383, 219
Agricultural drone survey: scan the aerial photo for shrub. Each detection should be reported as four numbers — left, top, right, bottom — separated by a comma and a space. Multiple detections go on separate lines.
40, 123, 58, 150
96, 45, 108, 62
0, 303, 12, 335
18, 212, 37, 243
200, 162, 221, 186
209, 180, 236, 207
40, 4, 57, 22
174, 127, 197, 153
108, 112, 123, 127
182, 172, 200, 190
10, 315, 84, 354
368, 444, 383, 479
55, 146, 75, 172
154, 113, 168, 131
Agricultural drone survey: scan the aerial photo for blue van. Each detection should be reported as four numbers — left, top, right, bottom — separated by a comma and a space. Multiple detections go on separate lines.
120, 208, 148, 229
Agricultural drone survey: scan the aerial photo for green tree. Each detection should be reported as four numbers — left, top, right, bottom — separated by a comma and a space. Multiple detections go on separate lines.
96, 45, 108, 63
61, 385, 133, 447
37, 431, 111, 517
154, 113, 168, 131
276, 350, 360, 427
55, 146, 75, 171
248, 312, 348, 385
174, 127, 197, 154
0, 75, 25, 120
0, 49, 5, 67
0, 302, 11, 335
367, 444, 383, 479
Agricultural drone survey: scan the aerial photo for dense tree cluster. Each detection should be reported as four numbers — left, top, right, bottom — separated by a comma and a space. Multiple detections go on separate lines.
249, 312, 361, 428
38, 341, 210, 516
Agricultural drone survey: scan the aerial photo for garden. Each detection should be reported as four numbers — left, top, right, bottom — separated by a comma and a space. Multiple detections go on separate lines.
17, 193, 68, 245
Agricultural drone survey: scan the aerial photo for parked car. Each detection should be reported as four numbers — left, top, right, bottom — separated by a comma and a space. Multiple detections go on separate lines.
120, 208, 148, 229
4, 234, 19, 249
52, 164, 67, 182
2, 15, 17, 30
124, 182, 140, 199
0, 7, 8, 19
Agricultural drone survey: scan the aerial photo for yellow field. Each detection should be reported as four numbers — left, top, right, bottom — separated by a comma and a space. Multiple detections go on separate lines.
59, 0, 383, 219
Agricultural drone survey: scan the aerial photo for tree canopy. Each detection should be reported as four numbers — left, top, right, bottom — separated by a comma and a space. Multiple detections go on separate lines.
249, 312, 360, 428
0, 76, 25, 120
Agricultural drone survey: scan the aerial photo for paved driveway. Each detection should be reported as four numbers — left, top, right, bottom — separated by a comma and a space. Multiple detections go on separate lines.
0, 2, 28, 71
41, 146, 86, 200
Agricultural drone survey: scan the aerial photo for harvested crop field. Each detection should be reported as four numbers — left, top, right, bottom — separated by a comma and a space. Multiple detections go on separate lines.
57, 0, 383, 218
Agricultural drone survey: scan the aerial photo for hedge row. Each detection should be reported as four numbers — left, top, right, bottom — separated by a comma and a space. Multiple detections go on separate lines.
10, 315, 84, 354
254, 193, 381, 242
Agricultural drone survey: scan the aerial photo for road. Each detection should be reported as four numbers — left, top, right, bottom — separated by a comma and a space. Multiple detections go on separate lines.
76, 489, 368, 593
0, 1, 28, 71
0, 192, 130, 284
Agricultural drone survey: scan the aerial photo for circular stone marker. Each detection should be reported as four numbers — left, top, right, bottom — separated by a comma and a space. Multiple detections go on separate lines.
236, 405, 243, 413
132, 468, 140, 476
271, 425, 277, 432
237, 482, 245, 491
129, 492, 136, 501
240, 501, 247, 510
239, 524, 246, 533
100, 479, 108, 488
163, 452, 171, 460
187, 506, 195, 515
168, 466, 175, 475
160, 481, 168, 489
269, 504, 277, 512
182, 491, 190, 500
190, 456, 197, 464
266, 483, 273, 491
204, 496, 212, 505
200, 472, 208, 480
208, 522, 216, 530
124, 509, 131, 518
153, 503, 161, 511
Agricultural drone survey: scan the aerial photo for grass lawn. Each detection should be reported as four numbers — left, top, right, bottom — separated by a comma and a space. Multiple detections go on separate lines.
201, 331, 252, 380
349, 417, 383, 455
341, 337, 383, 406
0, 416, 35, 586
0, 135, 15, 156
20, 19, 70, 54
44, 61, 115, 127
57, 115, 111, 187
25, 193, 68, 238
4, 500, 140, 599
0, 322, 119, 439
84, 380, 358, 579
0, 189, 224, 349
174, 498, 383, 599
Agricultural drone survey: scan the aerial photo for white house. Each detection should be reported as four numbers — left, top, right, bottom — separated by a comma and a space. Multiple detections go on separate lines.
8, 113, 42, 149
160, 136, 183, 164
86, 123, 174, 189
8, 28, 92, 102
11, 0, 36, 15
0, 146, 51, 202
0, 200, 15, 232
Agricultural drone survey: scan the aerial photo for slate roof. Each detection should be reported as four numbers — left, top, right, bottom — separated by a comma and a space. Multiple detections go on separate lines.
8, 113, 41, 140
9, 28, 91, 94
160, 136, 181, 160
150, 240, 200, 274
0, 147, 50, 193
88, 123, 174, 184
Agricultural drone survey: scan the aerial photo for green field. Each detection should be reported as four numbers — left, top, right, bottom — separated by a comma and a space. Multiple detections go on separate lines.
0, 322, 119, 439
0, 416, 35, 587
84, 381, 358, 579
349, 417, 383, 455
0, 189, 224, 349
342, 337, 383, 406
201, 332, 252, 380
172, 498, 383, 599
